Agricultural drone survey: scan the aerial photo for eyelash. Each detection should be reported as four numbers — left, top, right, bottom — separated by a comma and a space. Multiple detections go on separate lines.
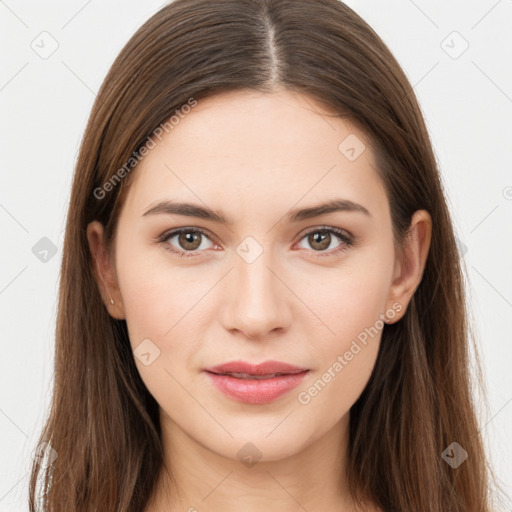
156, 226, 354, 259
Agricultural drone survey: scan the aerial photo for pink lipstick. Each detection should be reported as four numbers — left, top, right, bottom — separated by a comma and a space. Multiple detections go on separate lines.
203, 360, 310, 404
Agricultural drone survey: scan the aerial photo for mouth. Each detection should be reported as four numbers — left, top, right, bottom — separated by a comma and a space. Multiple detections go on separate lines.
202, 361, 310, 404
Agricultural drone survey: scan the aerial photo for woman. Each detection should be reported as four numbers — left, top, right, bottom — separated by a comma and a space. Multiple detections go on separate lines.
29, 0, 502, 510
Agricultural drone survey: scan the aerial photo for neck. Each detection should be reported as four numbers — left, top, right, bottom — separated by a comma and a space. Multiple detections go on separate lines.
144, 409, 373, 512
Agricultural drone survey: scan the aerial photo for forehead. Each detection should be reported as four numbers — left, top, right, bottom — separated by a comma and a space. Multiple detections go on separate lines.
121, 89, 387, 220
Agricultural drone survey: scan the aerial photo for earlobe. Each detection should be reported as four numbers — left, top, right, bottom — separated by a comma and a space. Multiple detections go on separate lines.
385, 210, 432, 324
86, 221, 126, 319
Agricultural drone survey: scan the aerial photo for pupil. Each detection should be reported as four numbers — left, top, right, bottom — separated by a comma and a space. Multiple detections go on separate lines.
311, 231, 330, 250
179, 231, 200, 249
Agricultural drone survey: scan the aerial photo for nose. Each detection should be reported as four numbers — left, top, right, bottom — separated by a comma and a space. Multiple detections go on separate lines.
219, 243, 292, 340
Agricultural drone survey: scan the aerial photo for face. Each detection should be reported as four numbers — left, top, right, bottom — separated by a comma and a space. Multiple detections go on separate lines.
89, 89, 413, 463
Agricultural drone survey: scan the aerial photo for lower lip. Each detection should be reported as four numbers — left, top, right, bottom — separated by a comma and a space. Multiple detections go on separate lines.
204, 371, 309, 404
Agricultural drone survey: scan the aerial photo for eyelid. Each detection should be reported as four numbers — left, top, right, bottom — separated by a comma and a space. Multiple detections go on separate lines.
297, 225, 353, 243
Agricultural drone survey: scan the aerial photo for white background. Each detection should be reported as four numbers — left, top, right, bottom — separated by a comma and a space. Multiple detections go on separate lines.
1, 0, 511, 509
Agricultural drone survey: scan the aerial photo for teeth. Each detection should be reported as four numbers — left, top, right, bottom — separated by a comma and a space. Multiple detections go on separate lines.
221, 372, 285, 380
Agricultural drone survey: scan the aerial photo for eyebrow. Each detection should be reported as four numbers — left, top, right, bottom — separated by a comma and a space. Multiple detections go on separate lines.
142, 198, 371, 225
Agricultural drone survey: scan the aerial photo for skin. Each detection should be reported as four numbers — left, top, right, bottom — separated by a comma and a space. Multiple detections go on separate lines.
87, 89, 431, 512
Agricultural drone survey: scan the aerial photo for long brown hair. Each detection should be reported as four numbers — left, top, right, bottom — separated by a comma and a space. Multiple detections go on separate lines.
29, 0, 504, 510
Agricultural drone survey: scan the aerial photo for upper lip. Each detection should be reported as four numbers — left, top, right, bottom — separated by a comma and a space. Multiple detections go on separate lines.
203, 360, 309, 376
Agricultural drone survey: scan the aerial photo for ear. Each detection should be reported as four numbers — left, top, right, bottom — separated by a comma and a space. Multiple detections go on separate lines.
385, 210, 432, 323
86, 220, 125, 319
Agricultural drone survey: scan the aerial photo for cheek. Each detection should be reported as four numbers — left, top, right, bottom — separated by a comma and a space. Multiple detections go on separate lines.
115, 241, 215, 389
296, 285, 384, 424
298, 339, 379, 429
115, 249, 203, 403
303, 251, 393, 347
294, 251, 393, 411
115, 238, 197, 339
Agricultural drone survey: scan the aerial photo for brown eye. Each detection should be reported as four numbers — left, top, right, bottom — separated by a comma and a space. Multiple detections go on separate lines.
160, 228, 215, 257
297, 227, 353, 256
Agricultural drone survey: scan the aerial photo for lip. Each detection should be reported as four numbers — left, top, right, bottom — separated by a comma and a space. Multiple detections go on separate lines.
203, 360, 310, 405
204, 360, 309, 376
